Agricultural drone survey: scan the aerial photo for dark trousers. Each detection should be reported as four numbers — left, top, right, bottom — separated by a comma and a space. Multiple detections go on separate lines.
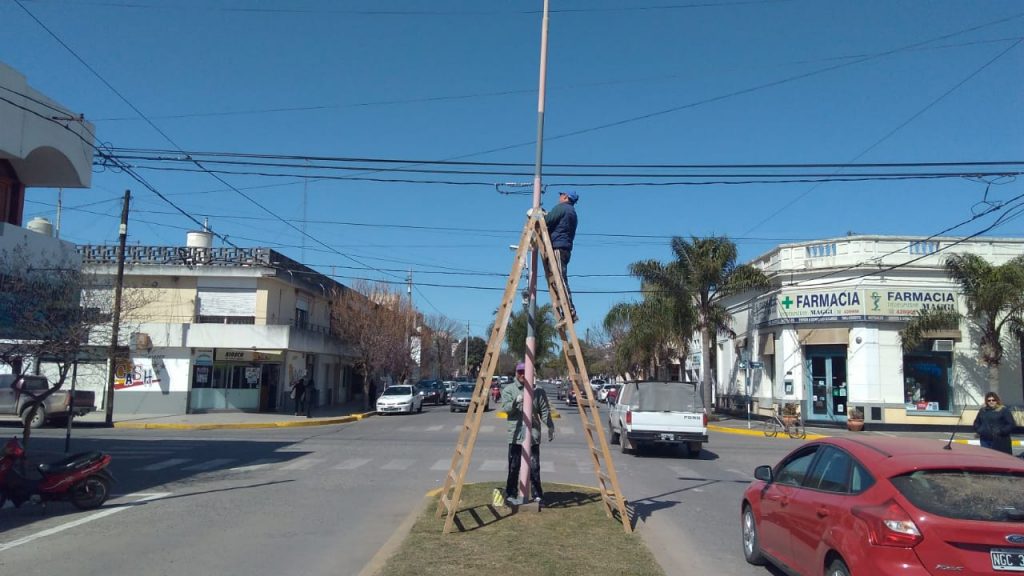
553, 248, 575, 315
293, 393, 305, 415
506, 442, 543, 499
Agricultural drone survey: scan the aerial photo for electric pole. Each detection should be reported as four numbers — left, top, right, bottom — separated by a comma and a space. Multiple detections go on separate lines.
464, 320, 470, 377
104, 190, 130, 425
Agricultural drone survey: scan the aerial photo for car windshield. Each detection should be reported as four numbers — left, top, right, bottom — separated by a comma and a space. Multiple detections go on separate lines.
890, 469, 1024, 521
381, 386, 412, 396
455, 384, 474, 393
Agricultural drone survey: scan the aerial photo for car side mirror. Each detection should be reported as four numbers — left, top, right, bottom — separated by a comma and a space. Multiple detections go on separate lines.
754, 465, 773, 483
10, 378, 23, 392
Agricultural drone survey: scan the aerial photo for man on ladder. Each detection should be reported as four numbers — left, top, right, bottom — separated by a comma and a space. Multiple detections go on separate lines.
545, 190, 579, 323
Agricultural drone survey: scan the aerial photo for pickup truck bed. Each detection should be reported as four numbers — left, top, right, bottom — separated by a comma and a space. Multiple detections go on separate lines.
608, 381, 708, 458
0, 374, 96, 428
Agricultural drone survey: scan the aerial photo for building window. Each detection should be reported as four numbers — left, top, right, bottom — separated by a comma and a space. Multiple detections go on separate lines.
197, 315, 255, 324
806, 243, 836, 258
0, 160, 25, 226
909, 241, 939, 255
903, 347, 952, 412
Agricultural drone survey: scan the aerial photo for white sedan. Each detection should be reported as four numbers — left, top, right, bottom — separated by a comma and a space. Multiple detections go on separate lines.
376, 385, 423, 414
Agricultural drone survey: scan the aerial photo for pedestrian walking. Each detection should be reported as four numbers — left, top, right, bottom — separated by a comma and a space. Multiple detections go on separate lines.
289, 377, 306, 416
501, 362, 555, 506
973, 391, 1015, 454
545, 190, 579, 322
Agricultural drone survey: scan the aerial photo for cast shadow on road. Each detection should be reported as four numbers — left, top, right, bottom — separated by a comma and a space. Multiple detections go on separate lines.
626, 444, 720, 461
627, 474, 750, 527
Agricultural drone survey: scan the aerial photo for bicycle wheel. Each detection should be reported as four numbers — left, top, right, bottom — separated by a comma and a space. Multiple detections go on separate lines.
762, 417, 779, 438
787, 419, 807, 440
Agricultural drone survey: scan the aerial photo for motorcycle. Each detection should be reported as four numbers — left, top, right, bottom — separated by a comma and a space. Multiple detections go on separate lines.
0, 437, 114, 510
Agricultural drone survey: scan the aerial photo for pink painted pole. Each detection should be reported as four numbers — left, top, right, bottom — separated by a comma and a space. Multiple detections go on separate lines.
520, 0, 550, 502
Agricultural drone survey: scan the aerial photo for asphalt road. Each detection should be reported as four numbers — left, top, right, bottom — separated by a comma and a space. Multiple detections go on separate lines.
0, 396, 805, 576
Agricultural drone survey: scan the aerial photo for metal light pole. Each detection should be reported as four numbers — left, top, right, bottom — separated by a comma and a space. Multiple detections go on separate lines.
519, 0, 550, 503
464, 320, 470, 377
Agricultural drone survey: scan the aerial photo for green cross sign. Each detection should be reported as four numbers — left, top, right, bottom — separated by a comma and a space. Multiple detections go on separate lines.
781, 296, 794, 309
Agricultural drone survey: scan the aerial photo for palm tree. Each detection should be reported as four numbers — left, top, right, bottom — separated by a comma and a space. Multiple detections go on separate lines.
631, 236, 770, 409
901, 253, 1024, 397
504, 304, 559, 366
604, 280, 693, 380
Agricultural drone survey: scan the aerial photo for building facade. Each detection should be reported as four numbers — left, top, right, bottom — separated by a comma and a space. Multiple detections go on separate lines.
717, 236, 1024, 428
77, 234, 362, 416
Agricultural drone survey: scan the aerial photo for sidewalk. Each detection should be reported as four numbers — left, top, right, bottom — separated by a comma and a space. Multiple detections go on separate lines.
71, 400, 376, 430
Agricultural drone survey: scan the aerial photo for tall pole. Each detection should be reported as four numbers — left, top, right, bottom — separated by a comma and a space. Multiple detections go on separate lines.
520, 0, 550, 502
464, 320, 470, 377
104, 190, 130, 425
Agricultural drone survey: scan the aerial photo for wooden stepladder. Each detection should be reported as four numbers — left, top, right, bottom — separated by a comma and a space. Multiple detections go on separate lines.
435, 213, 631, 534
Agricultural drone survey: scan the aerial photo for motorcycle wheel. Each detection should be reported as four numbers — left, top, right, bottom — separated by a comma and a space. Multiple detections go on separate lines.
70, 475, 110, 510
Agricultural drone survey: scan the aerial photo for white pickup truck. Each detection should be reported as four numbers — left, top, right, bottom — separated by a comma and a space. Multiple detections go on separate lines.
607, 380, 708, 458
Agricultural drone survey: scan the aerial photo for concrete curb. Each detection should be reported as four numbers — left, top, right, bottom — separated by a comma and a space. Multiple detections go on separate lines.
708, 423, 827, 440
357, 487, 442, 576
112, 412, 377, 430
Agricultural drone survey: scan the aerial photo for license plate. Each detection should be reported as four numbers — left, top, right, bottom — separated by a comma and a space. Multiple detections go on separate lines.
992, 549, 1024, 571
659, 433, 675, 441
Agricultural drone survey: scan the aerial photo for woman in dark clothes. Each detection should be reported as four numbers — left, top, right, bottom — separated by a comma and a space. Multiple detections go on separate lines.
973, 392, 1016, 454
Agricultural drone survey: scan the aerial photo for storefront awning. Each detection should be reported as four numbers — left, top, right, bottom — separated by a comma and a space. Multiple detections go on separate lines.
759, 333, 775, 356
921, 329, 962, 341
797, 328, 849, 346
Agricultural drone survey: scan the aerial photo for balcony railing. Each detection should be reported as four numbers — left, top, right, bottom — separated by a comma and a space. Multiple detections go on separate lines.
78, 245, 274, 267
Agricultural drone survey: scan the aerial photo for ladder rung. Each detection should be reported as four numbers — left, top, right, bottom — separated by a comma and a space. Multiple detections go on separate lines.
447, 470, 459, 485
440, 493, 452, 511
598, 471, 611, 485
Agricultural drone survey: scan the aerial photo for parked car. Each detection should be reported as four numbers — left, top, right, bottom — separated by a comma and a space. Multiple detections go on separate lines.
376, 385, 422, 414
607, 380, 707, 457
741, 436, 1024, 576
589, 378, 606, 394
0, 374, 96, 428
416, 380, 447, 405
443, 380, 457, 396
449, 383, 490, 413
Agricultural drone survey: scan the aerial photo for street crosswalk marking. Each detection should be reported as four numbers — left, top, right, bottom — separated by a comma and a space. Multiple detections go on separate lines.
668, 465, 699, 478
398, 426, 418, 432
480, 425, 495, 433
229, 459, 276, 472
140, 458, 190, 471
182, 458, 235, 471
479, 459, 505, 472
279, 457, 326, 471
426, 425, 444, 432
333, 458, 371, 470
540, 461, 554, 473
430, 459, 451, 471
381, 459, 415, 470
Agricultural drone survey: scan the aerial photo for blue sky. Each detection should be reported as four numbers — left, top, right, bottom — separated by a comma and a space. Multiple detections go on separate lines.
3, 0, 1022, 338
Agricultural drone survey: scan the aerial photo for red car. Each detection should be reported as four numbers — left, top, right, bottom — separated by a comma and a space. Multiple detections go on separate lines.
741, 436, 1024, 576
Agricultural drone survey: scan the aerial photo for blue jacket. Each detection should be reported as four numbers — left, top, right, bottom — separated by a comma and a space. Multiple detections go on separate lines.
545, 202, 577, 251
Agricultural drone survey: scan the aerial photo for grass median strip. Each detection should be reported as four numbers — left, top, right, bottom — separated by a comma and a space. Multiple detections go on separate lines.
379, 482, 663, 576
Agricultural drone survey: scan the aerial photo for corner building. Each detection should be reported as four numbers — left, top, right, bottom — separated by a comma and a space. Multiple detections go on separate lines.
717, 235, 1024, 429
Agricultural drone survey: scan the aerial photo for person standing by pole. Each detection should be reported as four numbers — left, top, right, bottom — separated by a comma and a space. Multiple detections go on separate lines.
502, 362, 554, 506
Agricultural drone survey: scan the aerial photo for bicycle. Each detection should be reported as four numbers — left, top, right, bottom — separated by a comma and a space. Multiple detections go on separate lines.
762, 406, 807, 439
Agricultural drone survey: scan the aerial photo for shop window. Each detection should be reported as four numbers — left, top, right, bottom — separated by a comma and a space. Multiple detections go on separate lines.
903, 348, 952, 412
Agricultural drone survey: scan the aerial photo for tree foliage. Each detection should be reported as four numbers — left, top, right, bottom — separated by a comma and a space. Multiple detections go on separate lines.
901, 253, 1024, 396
330, 280, 414, 409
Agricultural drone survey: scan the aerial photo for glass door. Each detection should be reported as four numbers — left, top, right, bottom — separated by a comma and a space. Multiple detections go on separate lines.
806, 346, 848, 423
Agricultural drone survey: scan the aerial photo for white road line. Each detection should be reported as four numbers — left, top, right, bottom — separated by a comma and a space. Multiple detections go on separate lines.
182, 458, 235, 471
426, 425, 444, 432
480, 425, 495, 433
725, 468, 748, 479
140, 458, 190, 471
669, 465, 699, 478
380, 459, 415, 470
431, 459, 451, 471
0, 492, 169, 553
398, 426, 418, 433
279, 458, 326, 471
479, 459, 505, 472
228, 459, 276, 472
561, 427, 576, 435
540, 461, 554, 473
333, 458, 371, 470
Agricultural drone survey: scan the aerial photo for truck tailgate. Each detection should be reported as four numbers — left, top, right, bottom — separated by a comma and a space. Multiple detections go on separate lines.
633, 410, 704, 433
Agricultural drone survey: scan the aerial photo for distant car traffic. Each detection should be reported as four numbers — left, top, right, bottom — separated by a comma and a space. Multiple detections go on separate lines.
741, 436, 1024, 576
376, 385, 422, 414
416, 380, 447, 405
449, 383, 490, 413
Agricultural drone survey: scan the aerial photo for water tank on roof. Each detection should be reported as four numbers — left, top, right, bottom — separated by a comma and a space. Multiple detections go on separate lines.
186, 230, 213, 249
26, 217, 53, 237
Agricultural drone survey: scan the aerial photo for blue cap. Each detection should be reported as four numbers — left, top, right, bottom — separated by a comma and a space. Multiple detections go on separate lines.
562, 190, 579, 204
516, 362, 526, 372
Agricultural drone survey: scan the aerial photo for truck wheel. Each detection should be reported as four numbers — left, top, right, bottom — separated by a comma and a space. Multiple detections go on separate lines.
21, 404, 46, 429
608, 423, 620, 445
686, 442, 702, 459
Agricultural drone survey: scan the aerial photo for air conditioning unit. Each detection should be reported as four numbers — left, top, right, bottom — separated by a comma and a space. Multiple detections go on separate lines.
932, 339, 955, 352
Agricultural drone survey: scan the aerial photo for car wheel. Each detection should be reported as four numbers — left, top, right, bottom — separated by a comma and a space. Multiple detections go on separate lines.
826, 559, 850, 576
609, 423, 620, 445
417, 402, 422, 413
686, 442, 701, 459
741, 505, 766, 565
450, 404, 455, 412
21, 404, 46, 429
